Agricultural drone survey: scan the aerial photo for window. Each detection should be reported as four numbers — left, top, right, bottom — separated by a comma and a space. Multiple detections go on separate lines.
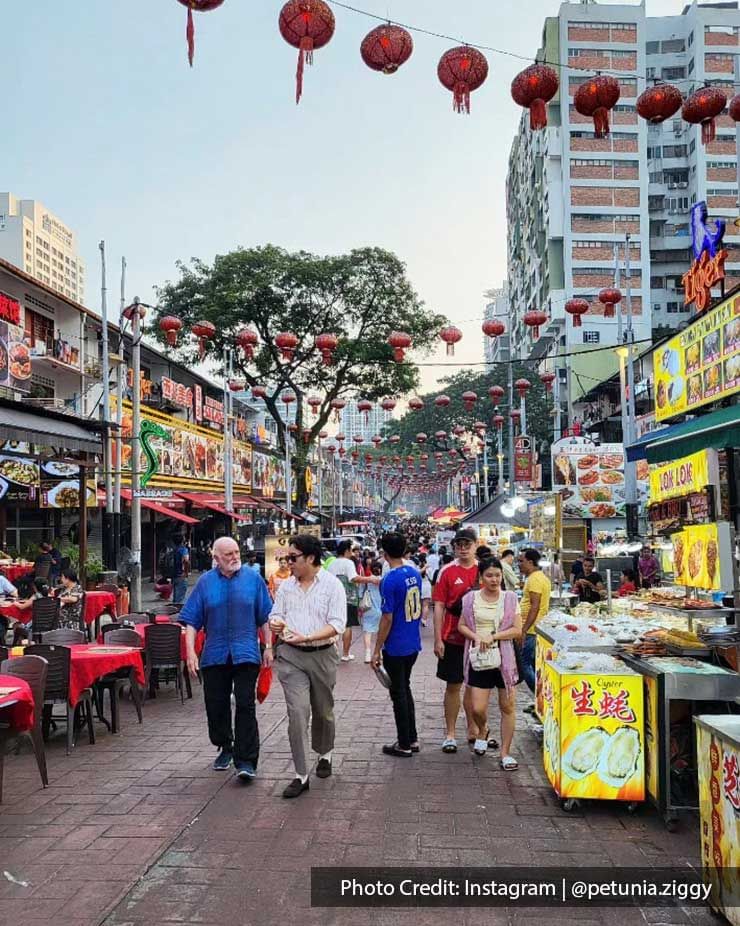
689, 31, 694, 47
583, 331, 601, 344
667, 302, 681, 313
648, 146, 662, 159
612, 50, 635, 59
661, 38, 686, 53
689, 58, 695, 74
646, 41, 659, 54
649, 170, 664, 183
708, 187, 739, 196
663, 144, 687, 158
706, 25, 738, 37
651, 276, 665, 288
690, 139, 696, 154
709, 161, 737, 169
662, 67, 686, 80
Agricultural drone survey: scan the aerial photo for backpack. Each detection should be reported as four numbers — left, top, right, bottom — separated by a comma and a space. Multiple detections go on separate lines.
159, 546, 177, 579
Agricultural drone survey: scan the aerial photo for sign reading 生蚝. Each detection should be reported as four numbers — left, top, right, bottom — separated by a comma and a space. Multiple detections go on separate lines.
654, 292, 740, 422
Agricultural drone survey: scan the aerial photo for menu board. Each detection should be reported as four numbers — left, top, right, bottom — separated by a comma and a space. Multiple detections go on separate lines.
528, 495, 561, 549
39, 461, 96, 509
654, 292, 740, 422
0, 319, 32, 392
552, 439, 649, 519
648, 490, 714, 534
670, 523, 721, 590
0, 453, 39, 503
253, 449, 287, 499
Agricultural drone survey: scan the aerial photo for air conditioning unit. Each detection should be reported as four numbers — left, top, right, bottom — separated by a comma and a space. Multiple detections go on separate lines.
677, 182, 688, 189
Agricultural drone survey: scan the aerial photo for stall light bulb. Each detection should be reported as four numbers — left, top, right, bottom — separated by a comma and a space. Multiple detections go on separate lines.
543, 504, 556, 516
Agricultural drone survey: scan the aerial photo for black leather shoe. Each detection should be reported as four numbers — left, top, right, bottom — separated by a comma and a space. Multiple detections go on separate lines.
282, 777, 309, 799
382, 743, 412, 757
316, 758, 332, 779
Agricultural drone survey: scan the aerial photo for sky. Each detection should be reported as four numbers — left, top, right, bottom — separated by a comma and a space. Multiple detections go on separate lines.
6, 0, 685, 392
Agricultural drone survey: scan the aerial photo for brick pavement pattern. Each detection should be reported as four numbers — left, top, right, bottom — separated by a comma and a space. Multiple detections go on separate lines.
0, 626, 716, 926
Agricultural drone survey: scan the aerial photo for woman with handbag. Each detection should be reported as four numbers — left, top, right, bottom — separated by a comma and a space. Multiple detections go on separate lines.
360, 560, 384, 663
457, 556, 521, 769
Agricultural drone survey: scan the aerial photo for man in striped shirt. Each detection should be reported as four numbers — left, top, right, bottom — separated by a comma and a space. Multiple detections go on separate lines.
269, 534, 346, 799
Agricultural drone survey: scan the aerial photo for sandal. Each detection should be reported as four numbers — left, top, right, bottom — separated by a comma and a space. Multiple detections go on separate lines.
473, 738, 488, 756
442, 738, 457, 753
500, 755, 519, 771
468, 729, 499, 750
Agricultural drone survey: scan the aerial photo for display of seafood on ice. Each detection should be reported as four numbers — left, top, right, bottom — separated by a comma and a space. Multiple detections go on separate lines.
596, 726, 642, 789
562, 727, 609, 780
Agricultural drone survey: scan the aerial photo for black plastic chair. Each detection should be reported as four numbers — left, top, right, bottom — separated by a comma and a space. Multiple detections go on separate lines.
42, 628, 85, 644
0, 654, 49, 801
122, 613, 150, 625
144, 624, 185, 703
94, 629, 144, 732
100, 622, 123, 640
29, 644, 95, 754
31, 597, 60, 643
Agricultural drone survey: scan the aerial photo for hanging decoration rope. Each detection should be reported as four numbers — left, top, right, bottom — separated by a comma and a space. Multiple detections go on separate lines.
279, 0, 336, 104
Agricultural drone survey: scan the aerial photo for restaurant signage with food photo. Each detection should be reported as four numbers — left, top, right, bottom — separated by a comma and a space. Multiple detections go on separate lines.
551, 438, 648, 519
0, 454, 39, 502
0, 318, 32, 392
654, 292, 740, 422
671, 523, 721, 590
0, 292, 21, 326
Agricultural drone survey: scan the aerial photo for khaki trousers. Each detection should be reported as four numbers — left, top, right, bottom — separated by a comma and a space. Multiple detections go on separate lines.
275, 643, 339, 777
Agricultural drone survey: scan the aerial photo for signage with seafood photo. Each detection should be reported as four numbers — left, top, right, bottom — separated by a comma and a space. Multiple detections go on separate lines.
551, 438, 649, 519
252, 449, 287, 499
671, 522, 721, 590
542, 662, 645, 802
654, 291, 740, 422
39, 460, 96, 509
0, 319, 32, 392
0, 453, 39, 503
112, 399, 252, 493
649, 450, 715, 505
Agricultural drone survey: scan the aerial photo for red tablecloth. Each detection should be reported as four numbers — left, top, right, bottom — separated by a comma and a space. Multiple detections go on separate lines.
83, 591, 117, 626
0, 564, 33, 585
67, 644, 145, 707
0, 602, 27, 624
0, 674, 34, 731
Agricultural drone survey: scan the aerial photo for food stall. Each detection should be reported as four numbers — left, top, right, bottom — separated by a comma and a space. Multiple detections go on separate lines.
695, 714, 740, 925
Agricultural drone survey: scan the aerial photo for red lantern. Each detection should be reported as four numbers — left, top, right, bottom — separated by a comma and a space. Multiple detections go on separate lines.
335, 433, 345, 443
540, 371, 556, 393
489, 385, 504, 404
252, 384, 267, 399
462, 391, 477, 411
682, 87, 727, 145
281, 391, 296, 406
435, 395, 451, 409
307, 394, 321, 416
523, 309, 548, 339
574, 75, 620, 138
482, 319, 505, 339
493, 414, 505, 430
360, 23, 413, 74
330, 398, 346, 422
474, 421, 487, 433
326, 443, 337, 455
381, 397, 397, 413
315, 332, 338, 365
435, 430, 447, 441
319, 429, 328, 439
439, 325, 462, 356
176, 0, 224, 67
278, 0, 335, 104
353, 434, 364, 445
438, 46, 488, 114
288, 423, 299, 434
236, 327, 259, 360
409, 396, 424, 412
191, 319, 216, 360
416, 433, 428, 444
159, 315, 183, 348
565, 298, 590, 328
511, 63, 559, 130
636, 83, 682, 124
388, 331, 412, 362
598, 287, 622, 318
357, 399, 373, 423
228, 379, 245, 392
730, 93, 740, 122
453, 424, 466, 436
275, 331, 298, 361
510, 409, 521, 424
302, 428, 312, 444
389, 435, 401, 444
514, 378, 531, 399
372, 435, 383, 447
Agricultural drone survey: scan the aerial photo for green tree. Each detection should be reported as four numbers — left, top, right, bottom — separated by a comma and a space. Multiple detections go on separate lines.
151, 245, 445, 508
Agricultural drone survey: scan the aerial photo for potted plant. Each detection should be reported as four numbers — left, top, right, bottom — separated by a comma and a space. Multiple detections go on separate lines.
83, 553, 104, 589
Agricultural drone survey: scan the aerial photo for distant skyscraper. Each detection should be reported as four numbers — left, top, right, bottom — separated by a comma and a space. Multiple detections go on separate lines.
340, 401, 392, 444
0, 193, 85, 302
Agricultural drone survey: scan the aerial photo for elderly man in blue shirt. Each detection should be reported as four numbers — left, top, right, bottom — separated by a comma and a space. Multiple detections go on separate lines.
181, 536, 273, 782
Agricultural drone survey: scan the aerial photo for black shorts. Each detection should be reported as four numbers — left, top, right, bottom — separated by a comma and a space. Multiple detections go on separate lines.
346, 603, 360, 628
467, 666, 506, 690
436, 642, 464, 684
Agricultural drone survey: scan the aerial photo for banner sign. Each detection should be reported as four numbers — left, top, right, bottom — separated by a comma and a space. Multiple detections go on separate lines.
514, 435, 533, 482
648, 449, 714, 505
682, 201, 726, 312
654, 291, 740, 422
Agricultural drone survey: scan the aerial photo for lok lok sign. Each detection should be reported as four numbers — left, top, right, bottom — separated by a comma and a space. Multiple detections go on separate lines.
682, 201, 727, 313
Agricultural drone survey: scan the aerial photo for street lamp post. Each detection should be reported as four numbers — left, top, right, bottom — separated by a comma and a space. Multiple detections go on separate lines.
507, 361, 515, 498
622, 234, 639, 536
124, 297, 146, 612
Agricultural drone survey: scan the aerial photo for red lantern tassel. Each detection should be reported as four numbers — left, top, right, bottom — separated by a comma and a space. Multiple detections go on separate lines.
198, 338, 206, 361
453, 82, 471, 114
702, 118, 716, 146
593, 108, 610, 139
186, 6, 195, 67
604, 303, 615, 318
296, 36, 315, 105
446, 344, 454, 357
572, 315, 582, 328
530, 99, 547, 130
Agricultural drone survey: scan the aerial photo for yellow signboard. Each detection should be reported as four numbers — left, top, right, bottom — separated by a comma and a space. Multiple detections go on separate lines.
654, 291, 740, 422
542, 663, 645, 802
696, 723, 740, 924
671, 522, 721, 590
643, 675, 660, 803
649, 450, 711, 504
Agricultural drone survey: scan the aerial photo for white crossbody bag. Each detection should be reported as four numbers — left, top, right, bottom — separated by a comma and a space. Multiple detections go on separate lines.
469, 591, 502, 671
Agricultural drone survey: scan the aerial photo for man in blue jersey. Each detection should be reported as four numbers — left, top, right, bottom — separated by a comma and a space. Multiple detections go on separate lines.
372, 532, 423, 758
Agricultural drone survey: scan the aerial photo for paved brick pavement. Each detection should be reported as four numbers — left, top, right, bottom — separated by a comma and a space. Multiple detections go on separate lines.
0, 625, 716, 926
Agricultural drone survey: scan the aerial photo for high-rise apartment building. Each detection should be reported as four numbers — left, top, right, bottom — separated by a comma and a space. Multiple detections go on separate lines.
0, 193, 85, 302
340, 402, 392, 444
483, 285, 511, 366
505, 0, 740, 367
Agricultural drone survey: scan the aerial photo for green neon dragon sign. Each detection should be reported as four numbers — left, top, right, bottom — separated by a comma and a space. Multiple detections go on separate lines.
139, 420, 170, 488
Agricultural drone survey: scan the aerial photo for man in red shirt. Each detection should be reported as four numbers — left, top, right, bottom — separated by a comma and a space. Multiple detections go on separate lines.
433, 528, 481, 753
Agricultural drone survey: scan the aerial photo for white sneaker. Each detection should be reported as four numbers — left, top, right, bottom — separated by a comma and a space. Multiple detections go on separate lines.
473, 738, 488, 756
340, 654, 354, 662
364, 650, 372, 663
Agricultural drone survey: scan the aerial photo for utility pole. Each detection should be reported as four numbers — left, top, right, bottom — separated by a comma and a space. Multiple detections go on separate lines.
223, 346, 234, 520
112, 257, 126, 568
623, 234, 639, 538
507, 361, 515, 498
99, 242, 113, 568
482, 435, 490, 504
126, 297, 145, 611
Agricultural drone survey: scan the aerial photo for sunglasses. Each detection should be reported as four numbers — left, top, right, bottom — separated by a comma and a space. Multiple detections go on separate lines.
286, 553, 305, 563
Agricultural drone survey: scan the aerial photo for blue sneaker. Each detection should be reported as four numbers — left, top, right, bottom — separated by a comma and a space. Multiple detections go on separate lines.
235, 761, 256, 782
213, 749, 233, 771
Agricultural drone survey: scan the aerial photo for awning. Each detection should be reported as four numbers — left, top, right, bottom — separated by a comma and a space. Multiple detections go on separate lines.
627, 405, 740, 465
119, 489, 198, 524
0, 403, 104, 453
244, 494, 280, 511
174, 491, 254, 521
461, 494, 529, 529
